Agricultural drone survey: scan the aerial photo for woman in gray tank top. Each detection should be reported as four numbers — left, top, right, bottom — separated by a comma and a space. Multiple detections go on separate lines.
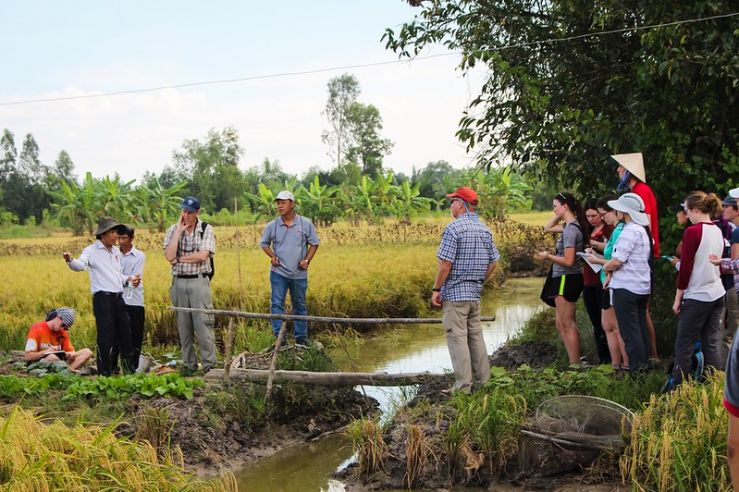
535, 192, 588, 365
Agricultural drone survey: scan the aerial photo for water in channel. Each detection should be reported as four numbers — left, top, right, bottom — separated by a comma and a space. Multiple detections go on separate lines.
234, 277, 544, 491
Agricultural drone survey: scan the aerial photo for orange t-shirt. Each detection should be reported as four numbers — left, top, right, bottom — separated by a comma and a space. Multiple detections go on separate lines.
24, 321, 74, 353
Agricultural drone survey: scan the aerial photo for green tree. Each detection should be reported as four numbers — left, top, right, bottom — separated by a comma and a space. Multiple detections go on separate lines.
143, 178, 187, 232
296, 176, 339, 226
49, 172, 98, 235
385, 1, 739, 226
322, 74, 360, 167
344, 102, 394, 178
393, 180, 432, 223
172, 127, 245, 212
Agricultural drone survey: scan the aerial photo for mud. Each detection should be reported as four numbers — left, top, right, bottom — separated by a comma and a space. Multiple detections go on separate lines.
338, 340, 619, 491
489, 341, 559, 368
0, 350, 378, 479
121, 382, 377, 477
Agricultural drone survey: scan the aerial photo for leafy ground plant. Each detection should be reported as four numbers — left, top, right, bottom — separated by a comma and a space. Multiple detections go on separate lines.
62, 373, 204, 401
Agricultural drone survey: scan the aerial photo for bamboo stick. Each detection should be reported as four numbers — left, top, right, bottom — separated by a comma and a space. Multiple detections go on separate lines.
170, 307, 495, 324
205, 367, 439, 387
265, 321, 287, 398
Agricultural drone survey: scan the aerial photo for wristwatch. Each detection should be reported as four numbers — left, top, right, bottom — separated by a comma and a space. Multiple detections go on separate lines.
432, 287, 441, 292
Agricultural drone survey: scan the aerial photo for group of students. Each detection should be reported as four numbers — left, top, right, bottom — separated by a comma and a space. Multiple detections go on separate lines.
536, 152, 737, 387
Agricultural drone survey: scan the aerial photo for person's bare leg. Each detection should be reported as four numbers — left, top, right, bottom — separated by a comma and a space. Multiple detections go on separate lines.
728, 414, 739, 491
602, 307, 622, 367
68, 348, 93, 371
555, 297, 580, 364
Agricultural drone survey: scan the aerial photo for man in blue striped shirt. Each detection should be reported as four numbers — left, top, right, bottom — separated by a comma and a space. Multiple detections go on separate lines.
432, 187, 500, 393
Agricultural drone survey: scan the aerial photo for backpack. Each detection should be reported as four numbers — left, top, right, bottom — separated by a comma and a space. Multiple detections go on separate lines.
199, 221, 214, 280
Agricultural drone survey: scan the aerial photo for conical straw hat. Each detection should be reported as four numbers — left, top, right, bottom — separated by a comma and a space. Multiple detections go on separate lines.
611, 153, 646, 183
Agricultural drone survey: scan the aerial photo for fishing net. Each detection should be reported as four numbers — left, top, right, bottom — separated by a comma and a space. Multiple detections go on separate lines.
518, 395, 634, 477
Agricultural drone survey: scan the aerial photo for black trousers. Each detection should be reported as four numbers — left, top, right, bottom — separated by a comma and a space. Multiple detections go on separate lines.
611, 288, 650, 371
112, 305, 145, 373
671, 296, 725, 385
582, 284, 611, 364
92, 292, 133, 376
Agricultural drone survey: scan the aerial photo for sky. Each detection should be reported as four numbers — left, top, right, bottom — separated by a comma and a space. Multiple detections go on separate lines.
1, 1, 487, 182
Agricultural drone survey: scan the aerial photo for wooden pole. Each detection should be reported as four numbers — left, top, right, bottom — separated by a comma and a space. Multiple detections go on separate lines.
223, 318, 235, 382
205, 368, 438, 387
265, 321, 287, 399
170, 307, 495, 325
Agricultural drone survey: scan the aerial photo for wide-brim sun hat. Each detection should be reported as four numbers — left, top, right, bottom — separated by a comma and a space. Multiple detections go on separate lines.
94, 217, 121, 236
611, 153, 646, 183
607, 193, 650, 227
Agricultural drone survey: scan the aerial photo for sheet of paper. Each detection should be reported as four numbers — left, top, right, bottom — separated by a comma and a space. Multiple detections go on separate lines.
577, 252, 603, 273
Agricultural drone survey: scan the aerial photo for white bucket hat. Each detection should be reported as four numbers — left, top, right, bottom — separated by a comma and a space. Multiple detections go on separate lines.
612, 153, 646, 183
607, 193, 650, 227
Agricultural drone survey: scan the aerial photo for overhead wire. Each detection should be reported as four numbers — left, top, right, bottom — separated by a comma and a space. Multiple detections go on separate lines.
0, 11, 736, 107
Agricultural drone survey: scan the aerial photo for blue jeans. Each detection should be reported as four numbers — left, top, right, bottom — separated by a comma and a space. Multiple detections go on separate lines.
270, 271, 308, 340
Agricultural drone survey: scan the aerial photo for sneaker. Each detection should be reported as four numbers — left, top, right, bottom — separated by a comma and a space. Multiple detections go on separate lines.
273, 336, 288, 349
295, 338, 310, 349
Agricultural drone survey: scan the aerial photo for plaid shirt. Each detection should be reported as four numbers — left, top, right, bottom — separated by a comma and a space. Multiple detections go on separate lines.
163, 219, 215, 276
437, 213, 500, 301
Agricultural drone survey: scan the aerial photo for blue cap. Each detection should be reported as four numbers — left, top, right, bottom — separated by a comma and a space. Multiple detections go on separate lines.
181, 196, 200, 212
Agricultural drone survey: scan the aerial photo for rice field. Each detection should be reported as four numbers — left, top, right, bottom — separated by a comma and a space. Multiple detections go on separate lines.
0, 217, 551, 354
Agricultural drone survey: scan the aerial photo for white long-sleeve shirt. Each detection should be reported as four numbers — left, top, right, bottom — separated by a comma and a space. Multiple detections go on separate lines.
121, 246, 145, 307
67, 240, 129, 294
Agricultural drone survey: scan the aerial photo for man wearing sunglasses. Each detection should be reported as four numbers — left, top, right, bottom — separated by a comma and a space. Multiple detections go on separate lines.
431, 187, 499, 394
24, 307, 93, 372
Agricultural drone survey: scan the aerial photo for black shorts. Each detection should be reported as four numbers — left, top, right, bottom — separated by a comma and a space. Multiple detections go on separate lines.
540, 273, 584, 306
601, 288, 612, 310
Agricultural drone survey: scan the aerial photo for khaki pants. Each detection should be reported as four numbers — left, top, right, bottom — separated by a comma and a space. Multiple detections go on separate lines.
170, 276, 217, 371
443, 300, 490, 391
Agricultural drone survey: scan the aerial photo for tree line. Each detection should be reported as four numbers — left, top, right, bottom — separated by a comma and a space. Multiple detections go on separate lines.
0, 123, 537, 235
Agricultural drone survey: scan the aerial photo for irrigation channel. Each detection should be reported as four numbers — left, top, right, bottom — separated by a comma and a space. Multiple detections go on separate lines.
234, 277, 544, 491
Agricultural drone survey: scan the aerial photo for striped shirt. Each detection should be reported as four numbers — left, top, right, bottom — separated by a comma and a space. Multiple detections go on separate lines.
436, 213, 500, 301
163, 219, 215, 276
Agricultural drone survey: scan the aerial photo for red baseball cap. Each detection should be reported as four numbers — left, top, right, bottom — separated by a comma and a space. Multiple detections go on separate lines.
446, 187, 478, 206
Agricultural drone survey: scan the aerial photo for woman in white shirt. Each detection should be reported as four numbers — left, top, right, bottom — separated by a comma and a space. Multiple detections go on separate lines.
671, 191, 725, 386
603, 193, 653, 371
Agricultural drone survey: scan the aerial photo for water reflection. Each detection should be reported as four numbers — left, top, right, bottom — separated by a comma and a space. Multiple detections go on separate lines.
235, 278, 543, 491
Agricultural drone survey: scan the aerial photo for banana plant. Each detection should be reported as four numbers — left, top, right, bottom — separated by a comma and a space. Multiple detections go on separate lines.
49, 172, 98, 235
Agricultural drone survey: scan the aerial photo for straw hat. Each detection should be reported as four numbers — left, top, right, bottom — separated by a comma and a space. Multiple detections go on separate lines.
612, 153, 646, 183
607, 193, 650, 227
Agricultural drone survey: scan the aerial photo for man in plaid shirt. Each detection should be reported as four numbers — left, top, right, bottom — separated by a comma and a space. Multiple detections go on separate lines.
164, 196, 217, 375
432, 187, 500, 393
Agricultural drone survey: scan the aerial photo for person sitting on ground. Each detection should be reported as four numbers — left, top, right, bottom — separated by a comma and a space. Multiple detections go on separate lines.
24, 307, 93, 372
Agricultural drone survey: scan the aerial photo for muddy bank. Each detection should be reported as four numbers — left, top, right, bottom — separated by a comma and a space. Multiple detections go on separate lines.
336, 340, 627, 491
123, 382, 377, 478
0, 349, 378, 480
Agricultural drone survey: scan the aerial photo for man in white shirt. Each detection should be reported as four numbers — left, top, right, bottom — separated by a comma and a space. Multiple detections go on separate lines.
118, 225, 145, 371
63, 217, 140, 376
